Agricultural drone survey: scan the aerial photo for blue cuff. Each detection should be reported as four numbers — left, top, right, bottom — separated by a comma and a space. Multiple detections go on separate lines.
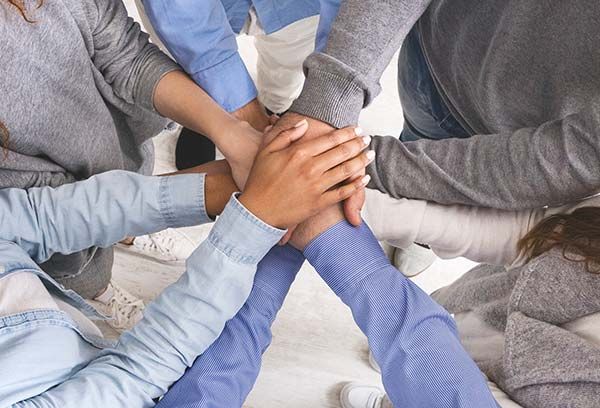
303, 220, 390, 295
158, 174, 211, 228
208, 194, 286, 264
191, 53, 258, 112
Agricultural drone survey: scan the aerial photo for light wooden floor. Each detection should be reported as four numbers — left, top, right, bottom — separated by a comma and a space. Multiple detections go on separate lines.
111, 3, 477, 406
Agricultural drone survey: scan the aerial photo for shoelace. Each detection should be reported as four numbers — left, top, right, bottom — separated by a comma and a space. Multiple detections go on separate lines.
136, 232, 177, 257
109, 285, 144, 322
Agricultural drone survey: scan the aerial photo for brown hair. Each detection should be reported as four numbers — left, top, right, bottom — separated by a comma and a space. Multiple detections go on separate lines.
6, 0, 44, 22
518, 206, 600, 272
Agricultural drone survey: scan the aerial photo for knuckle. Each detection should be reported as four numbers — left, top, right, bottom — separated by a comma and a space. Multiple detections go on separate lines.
338, 143, 351, 158
342, 162, 353, 176
291, 147, 308, 161
327, 132, 341, 147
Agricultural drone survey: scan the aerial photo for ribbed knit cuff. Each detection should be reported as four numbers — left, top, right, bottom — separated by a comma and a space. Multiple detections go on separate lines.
290, 59, 366, 128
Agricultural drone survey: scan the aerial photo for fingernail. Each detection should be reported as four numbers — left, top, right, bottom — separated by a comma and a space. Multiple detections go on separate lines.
294, 119, 308, 128
361, 175, 371, 185
366, 150, 376, 162
362, 135, 371, 146
355, 127, 363, 136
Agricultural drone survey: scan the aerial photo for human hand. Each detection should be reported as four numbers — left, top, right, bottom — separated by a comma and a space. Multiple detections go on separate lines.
239, 121, 374, 230
288, 204, 347, 250
266, 113, 368, 226
262, 112, 335, 146
220, 121, 263, 189
233, 99, 270, 132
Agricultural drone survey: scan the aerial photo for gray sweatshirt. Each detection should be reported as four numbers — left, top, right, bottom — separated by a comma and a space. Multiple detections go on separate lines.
433, 251, 600, 408
291, 0, 600, 210
0, 0, 179, 189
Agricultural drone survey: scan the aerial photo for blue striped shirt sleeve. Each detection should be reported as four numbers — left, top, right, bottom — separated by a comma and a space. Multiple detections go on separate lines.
304, 221, 500, 408
157, 245, 305, 407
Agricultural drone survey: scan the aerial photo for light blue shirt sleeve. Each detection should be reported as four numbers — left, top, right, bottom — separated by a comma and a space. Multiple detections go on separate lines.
15, 194, 286, 408
316, 0, 341, 51
0, 170, 210, 264
140, 0, 257, 112
156, 245, 305, 407
304, 221, 500, 408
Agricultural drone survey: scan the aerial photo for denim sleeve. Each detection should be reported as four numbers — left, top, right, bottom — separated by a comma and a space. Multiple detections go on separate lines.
15, 196, 286, 408
0, 170, 210, 264
156, 245, 305, 408
141, 0, 257, 112
304, 221, 500, 408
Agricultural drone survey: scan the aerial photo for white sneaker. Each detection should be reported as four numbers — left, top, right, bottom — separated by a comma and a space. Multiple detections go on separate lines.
124, 229, 196, 263
89, 281, 145, 332
340, 383, 391, 408
389, 242, 436, 278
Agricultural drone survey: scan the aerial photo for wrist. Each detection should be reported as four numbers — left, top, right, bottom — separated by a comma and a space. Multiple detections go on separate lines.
205, 173, 238, 219
233, 99, 270, 131
290, 205, 345, 250
237, 192, 287, 230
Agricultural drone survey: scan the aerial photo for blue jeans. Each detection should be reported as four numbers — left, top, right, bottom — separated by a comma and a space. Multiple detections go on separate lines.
397, 26, 469, 142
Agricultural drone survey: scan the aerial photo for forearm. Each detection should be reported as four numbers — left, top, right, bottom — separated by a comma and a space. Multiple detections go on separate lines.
368, 109, 600, 209
157, 245, 304, 407
363, 189, 536, 266
0, 171, 211, 263
141, 0, 257, 113
291, 0, 432, 127
154, 71, 239, 147
18, 197, 285, 408
303, 220, 498, 407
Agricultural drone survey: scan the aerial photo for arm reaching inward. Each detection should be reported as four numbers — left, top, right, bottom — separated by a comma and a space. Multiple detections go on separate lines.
292, 207, 499, 407
156, 246, 305, 408
13, 120, 372, 407
363, 188, 600, 267
0, 170, 219, 264
368, 107, 600, 209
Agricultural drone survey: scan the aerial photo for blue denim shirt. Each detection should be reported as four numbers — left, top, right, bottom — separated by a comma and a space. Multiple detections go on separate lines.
140, 0, 341, 112
0, 170, 285, 407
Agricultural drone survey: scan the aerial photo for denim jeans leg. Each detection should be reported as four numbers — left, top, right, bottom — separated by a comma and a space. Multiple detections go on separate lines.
397, 25, 469, 142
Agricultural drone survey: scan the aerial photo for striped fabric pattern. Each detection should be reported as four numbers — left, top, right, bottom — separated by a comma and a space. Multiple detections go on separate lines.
304, 221, 500, 408
157, 245, 305, 407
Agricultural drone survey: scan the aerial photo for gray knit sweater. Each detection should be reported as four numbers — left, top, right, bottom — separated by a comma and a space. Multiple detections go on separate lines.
291, 0, 600, 210
433, 250, 600, 408
0, 0, 179, 189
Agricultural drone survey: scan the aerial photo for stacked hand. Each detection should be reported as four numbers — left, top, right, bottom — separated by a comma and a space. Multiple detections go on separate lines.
261, 113, 368, 227
238, 119, 374, 230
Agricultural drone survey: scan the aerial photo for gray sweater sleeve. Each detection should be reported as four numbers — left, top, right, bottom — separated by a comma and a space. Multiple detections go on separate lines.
367, 107, 600, 209
89, 0, 179, 112
290, 0, 432, 128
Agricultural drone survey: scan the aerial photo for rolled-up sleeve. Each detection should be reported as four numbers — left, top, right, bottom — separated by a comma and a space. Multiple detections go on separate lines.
141, 0, 257, 112
89, 0, 180, 112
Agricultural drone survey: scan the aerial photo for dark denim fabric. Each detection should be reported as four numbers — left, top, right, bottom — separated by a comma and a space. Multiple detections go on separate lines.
397, 27, 469, 142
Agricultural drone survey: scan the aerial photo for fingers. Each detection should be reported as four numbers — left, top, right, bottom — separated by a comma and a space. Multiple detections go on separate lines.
320, 150, 375, 190
321, 175, 371, 208
269, 114, 280, 125
297, 127, 364, 157
313, 134, 371, 175
266, 119, 309, 152
344, 189, 365, 226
